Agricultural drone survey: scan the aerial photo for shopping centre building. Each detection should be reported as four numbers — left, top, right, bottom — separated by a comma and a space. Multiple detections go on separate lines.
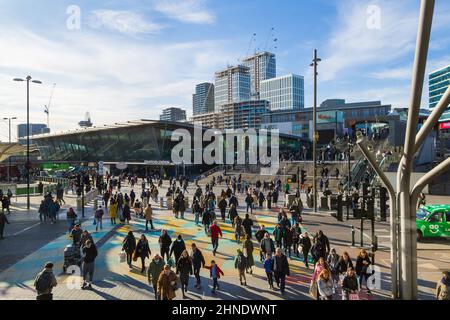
32, 120, 311, 176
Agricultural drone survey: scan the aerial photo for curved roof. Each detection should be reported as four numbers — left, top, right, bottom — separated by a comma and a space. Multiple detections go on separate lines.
0, 143, 37, 163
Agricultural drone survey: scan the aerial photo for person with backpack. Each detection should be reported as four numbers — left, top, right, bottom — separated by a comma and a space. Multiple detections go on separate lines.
176, 250, 193, 298
148, 254, 165, 300
234, 249, 248, 286
157, 264, 178, 300
81, 240, 98, 290
190, 243, 205, 289
205, 260, 224, 294
34, 262, 58, 300
122, 231, 137, 270
159, 229, 172, 262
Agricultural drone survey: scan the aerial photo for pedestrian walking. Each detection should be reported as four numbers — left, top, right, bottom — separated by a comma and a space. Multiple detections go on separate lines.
157, 264, 178, 300
144, 203, 154, 230
148, 254, 165, 300
209, 220, 222, 256
317, 269, 334, 300
94, 205, 104, 231
355, 249, 372, 294
342, 268, 359, 300
159, 229, 172, 262
34, 262, 57, 300
243, 234, 254, 274
242, 213, 254, 239
436, 271, 450, 300
273, 248, 290, 295
81, 240, 98, 290
122, 231, 137, 270
205, 260, 224, 294
0, 211, 10, 240
170, 234, 186, 264
109, 199, 118, 225
190, 243, 205, 289
135, 234, 151, 274
234, 249, 248, 286
176, 250, 193, 298
264, 253, 275, 290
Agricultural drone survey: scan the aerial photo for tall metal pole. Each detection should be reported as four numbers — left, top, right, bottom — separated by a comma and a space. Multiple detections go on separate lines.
311, 49, 321, 213
347, 143, 351, 220
26, 76, 31, 210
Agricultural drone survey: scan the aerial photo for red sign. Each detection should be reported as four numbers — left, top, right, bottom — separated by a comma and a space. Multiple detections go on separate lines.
439, 122, 450, 130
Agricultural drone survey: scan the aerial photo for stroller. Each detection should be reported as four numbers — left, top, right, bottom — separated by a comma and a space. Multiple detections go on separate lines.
63, 243, 81, 273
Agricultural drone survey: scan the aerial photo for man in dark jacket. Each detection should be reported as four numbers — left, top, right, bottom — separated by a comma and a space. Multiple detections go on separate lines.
315, 230, 330, 259
0, 211, 10, 240
34, 262, 58, 300
170, 235, 186, 263
299, 232, 312, 268
260, 233, 275, 261
273, 248, 290, 295
81, 240, 98, 290
242, 214, 254, 239
159, 230, 172, 262
190, 243, 205, 289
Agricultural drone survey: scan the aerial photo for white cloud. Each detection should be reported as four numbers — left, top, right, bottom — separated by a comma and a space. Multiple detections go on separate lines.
90, 10, 164, 35
154, 0, 215, 25
321, 0, 419, 81
0, 26, 237, 139
370, 67, 412, 80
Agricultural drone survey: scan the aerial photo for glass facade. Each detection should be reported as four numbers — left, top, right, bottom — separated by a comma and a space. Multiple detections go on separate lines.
160, 108, 186, 122
193, 83, 215, 116
260, 74, 304, 111
214, 65, 251, 112
33, 121, 310, 164
242, 52, 276, 98
429, 65, 450, 120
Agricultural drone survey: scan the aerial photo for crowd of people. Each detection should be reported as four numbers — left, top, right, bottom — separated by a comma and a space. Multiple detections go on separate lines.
28, 172, 450, 301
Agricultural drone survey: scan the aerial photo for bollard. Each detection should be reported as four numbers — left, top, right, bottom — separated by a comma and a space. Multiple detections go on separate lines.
351, 226, 355, 246
160, 196, 164, 208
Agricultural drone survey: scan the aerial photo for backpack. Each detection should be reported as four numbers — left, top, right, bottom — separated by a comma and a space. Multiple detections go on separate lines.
35, 271, 52, 292
237, 254, 247, 269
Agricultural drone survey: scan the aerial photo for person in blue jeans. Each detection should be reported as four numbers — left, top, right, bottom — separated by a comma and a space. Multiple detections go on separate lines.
264, 253, 274, 290
205, 260, 224, 294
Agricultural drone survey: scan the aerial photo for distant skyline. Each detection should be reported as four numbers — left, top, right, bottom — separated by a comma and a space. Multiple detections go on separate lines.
1, 0, 450, 141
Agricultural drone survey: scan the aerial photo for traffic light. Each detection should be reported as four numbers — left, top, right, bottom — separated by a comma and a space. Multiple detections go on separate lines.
300, 169, 306, 185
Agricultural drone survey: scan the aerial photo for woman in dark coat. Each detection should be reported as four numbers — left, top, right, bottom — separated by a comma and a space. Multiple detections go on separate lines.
135, 234, 151, 273
122, 231, 136, 269
229, 204, 238, 228
159, 230, 172, 262
176, 250, 193, 298
218, 197, 227, 222
355, 249, 372, 294
242, 214, 254, 239
122, 203, 132, 224
170, 235, 186, 264
242, 235, 254, 274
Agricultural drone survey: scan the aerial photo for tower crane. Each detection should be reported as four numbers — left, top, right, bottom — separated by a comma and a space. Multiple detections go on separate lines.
44, 83, 56, 129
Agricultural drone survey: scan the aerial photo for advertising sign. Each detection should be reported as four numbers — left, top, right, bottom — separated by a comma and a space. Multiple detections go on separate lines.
317, 110, 344, 124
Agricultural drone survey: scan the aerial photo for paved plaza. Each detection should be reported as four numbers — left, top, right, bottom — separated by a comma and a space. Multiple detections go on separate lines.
0, 180, 449, 300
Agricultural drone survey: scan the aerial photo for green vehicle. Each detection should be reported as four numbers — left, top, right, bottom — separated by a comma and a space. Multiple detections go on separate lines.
416, 204, 450, 241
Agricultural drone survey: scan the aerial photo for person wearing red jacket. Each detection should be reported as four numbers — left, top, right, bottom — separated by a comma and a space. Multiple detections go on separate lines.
209, 220, 223, 256
205, 260, 224, 294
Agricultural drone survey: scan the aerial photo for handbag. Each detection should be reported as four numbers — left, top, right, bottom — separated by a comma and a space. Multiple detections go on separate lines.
93, 218, 97, 225
132, 251, 138, 262
309, 281, 318, 299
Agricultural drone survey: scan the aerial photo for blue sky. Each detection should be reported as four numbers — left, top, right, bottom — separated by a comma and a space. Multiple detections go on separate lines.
1, 0, 450, 140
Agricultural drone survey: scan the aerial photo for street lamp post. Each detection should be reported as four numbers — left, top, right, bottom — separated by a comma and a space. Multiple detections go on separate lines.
13, 76, 42, 210
310, 49, 321, 213
3, 117, 17, 182
347, 142, 353, 220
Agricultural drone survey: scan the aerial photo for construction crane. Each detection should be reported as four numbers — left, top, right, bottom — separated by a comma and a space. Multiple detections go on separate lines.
44, 83, 56, 129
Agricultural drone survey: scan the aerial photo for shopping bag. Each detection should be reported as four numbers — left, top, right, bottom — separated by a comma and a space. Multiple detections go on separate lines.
349, 293, 360, 300
118, 251, 126, 263
309, 281, 318, 299
93, 218, 97, 226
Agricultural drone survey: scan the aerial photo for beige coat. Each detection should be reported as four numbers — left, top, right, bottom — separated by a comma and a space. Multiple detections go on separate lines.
144, 206, 153, 220
157, 270, 178, 300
